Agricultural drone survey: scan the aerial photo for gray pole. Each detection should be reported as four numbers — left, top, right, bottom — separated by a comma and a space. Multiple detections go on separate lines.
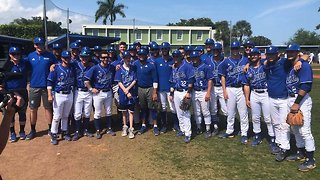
43, 0, 48, 49
229, 20, 232, 56
67, 8, 70, 49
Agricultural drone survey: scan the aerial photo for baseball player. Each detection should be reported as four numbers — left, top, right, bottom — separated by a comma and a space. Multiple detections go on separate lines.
117, 42, 127, 61
128, 44, 138, 61
202, 38, 214, 62
4, 47, 28, 142
70, 42, 80, 62
133, 48, 159, 135
285, 43, 316, 171
194, 46, 205, 62
149, 42, 161, 62
184, 45, 193, 64
91, 45, 102, 64
243, 40, 255, 58
47, 50, 75, 145
52, 43, 62, 63
26, 37, 57, 140
133, 41, 141, 51
169, 50, 194, 143
243, 48, 276, 149
114, 51, 137, 139
154, 42, 180, 133
71, 48, 95, 141
218, 41, 249, 144
85, 52, 116, 139
190, 51, 214, 139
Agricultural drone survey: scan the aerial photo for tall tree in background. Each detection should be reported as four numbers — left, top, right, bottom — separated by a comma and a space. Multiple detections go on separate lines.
95, 0, 126, 25
247, 36, 272, 46
316, 7, 320, 30
214, 20, 231, 48
232, 20, 252, 43
167, 17, 214, 27
288, 28, 320, 45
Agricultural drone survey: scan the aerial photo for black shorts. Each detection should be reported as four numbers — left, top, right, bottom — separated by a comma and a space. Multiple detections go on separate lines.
118, 103, 135, 112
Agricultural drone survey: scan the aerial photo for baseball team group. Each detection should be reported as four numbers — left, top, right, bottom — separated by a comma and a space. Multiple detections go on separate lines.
4, 36, 316, 172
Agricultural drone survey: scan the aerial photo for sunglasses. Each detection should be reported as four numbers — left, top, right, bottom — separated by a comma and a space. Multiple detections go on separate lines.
100, 56, 109, 59
11, 53, 21, 56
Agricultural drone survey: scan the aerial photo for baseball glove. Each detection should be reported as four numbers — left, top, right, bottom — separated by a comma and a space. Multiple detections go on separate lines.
286, 110, 304, 126
179, 97, 192, 111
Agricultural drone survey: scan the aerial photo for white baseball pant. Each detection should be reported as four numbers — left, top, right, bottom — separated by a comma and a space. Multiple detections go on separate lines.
93, 90, 113, 119
173, 90, 191, 137
74, 90, 93, 120
210, 86, 228, 116
192, 90, 211, 125
159, 91, 175, 113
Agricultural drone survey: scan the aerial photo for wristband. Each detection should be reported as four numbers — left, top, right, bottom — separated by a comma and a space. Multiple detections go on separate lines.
294, 94, 304, 104
187, 87, 192, 93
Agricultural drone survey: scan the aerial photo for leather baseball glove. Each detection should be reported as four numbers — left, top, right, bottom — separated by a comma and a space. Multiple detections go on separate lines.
179, 97, 192, 111
286, 110, 304, 126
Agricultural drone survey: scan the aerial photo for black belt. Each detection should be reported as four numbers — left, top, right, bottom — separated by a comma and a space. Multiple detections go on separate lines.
289, 93, 296, 97
254, 89, 268, 93
138, 86, 152, 89
214, 85, 222, 87
78, 88, 88, 92
230, 85, 242, 88
56, 90, 71, 94
194, 87, 206, 91
176, 88, 187, 92
99, 89, 111, 92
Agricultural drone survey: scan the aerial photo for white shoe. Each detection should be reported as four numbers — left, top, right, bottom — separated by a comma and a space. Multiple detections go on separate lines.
128, 128, 135, 139
122, 125, 128, 137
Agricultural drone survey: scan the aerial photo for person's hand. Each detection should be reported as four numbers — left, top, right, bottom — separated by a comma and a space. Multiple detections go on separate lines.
205, 92, 210, 102
223, 91, 229, 100
246, 100, 251, 108
123, 89, 129, 95
169, 95, 173, 102
185, 92, 191, 99
294, 61, 302, 71
116, 64, 121, 71
290, 103, 300, 113
152, 92, 158, 101
243, 64, 249, 73
91, 88, 99, 94
48, 94, 54, 103
50, 64, 56, 72
127, 92, 132, 99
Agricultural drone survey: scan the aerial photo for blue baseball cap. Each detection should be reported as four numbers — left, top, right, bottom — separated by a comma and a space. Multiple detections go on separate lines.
194, 46, 204, 52
231, 41, 241, 49
161, 42, 171, 49
149, 42, 159, 50
213, 43, 222, 50
172, 50, 182, 57
128, 45, 136, 51
185, 45, 193, 52
243, 40, 255, 47
93, 45, 102, 51
250, 47, 260, 54
61, 50, 71, 58
286, 43, 301, 51
122, 51, 131, 57
205, 38, 215, 45
137, 48, 148, 55
9, 47, 21, 54
52, 43, 62, 50
34, 37, 45, 44
266, 46, 279, 54
190, 51, 200, 58
70, 42, 80, 49
80, 49, 91, 57
107, 46, 115, 53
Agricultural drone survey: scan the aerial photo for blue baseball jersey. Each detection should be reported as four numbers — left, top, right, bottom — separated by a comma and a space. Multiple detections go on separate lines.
47, 64, 75, 92
111, 59, 121, 67
244, 64, 268, 90
201, 53, 212, 63
114, 65, 137, 105
91, 56, 100, 65
73, 61, 93, 89
218, 56, 248, 87
85, 63, 115, 90
205, 56, 224, 86
169, 62, 195, 90
154, 56, 174, 92
132, 60, 158, 88
286, 60, 313, 95
193, 63, 214, 90
27, 51, 57, 88
265, 58, 290, 98
5, 59, 28, 90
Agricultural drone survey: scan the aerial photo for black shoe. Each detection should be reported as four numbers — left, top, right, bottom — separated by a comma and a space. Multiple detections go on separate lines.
286, 150, 306, 161
276, 149, 289, 162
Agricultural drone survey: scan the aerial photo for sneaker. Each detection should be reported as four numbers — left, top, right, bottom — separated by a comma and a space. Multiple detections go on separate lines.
276, 149, 289, 162
138, 126, 146, 135
72, 131, 81, 141
298, 158, 316, 172
128, 128, 135, 139
240, 136, 248, 145
122, 126, 128, 137
176, 131, 184, 137
270, 143, 281, 155
63, 132, 72, 141
251, 134, 262, 146
211, 128, 219, 136
184, 136, 191, 143
10, 132, 17, 143
153, 127, 160, 136
50, 134, 58, 145
48, 129, 51, 136
26, 130, 36, 140
83, 130, 94, 137
19, 131, 26, 140
160, 127, 167, 134
106, 128, 116, 136
219, 132, 234, 139
204, 131, 212, 139
286, 150, 306, 161
196, 128, 202, 135
173, 125, 180, 132
95, 130, 102, 139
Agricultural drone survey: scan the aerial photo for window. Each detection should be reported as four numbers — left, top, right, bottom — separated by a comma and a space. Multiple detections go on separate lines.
135, 30, 142, 40
93, 29, 99, 36
115, 30, 121, 38
177, 31, 183, 41
196, 31, 203, 41
156, 30, 163, 40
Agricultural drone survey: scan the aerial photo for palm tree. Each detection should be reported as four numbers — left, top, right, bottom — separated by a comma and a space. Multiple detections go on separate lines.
95, 0, 126, 25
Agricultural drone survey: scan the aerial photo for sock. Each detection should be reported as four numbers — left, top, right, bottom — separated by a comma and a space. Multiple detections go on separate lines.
142, 124, 146, 127
211, 115, 218, 125
160, 111, 167, 127
20, 124, 25, 132
298, 147, 306, 155
83, 118, 90, 130
173, 114, 179, 130
48, 124, 51, 130
10, 126, 15, 133
31, 124, 36, 132
154, 124, 158, 128
94, 119, 101, 131
213, 124, 218, 129
305, 151, 314, 160
197, 124, 201, 129
106, 116, 112, 129
75, 120, 81, 132
206, 124, 210, 131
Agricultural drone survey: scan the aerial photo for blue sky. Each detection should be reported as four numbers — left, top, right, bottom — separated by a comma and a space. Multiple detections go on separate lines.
0, 0, 319, 44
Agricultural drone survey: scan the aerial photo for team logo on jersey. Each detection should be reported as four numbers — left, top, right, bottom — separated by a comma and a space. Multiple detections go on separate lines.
44, 57, 50, 60
194, 70, 205, 79
32, 58, 35, 61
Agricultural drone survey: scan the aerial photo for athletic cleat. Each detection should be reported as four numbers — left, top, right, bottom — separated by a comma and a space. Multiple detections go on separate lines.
153, 127, 160, 136
173, 125, 180, 132
95, 130, 102, 139
211, 128, 219, 137
138, 126, 146, 135
240, 136, 248, 145
176, 131, 184, 137
286, 150, 306, 161
184, 136, 191, 143
26, 130, 36, 140
219, 132, 234, 139
196, 128, 202, 135
276, 149, 289, 162
72, 132, 81, 141
83, 130, 94, 137
160, 127, 167, 134
48, 129, 51, 136
63, 132, 72, 141
204, 131, 212, 139
122, 126, 128, 137
298, 158, 316, 172
19, 131, 26, 140
50, 134, 58, 145
10, 132, 17, 143
270, 143, 281, 155
251, 134, 262, 146
106, 128, 116, 136
128, 128, 135, 139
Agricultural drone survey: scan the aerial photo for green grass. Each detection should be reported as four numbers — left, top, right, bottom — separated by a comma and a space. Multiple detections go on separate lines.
151, 79, 320, 179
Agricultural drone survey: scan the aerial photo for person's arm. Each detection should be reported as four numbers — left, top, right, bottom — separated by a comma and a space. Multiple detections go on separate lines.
0, 99, 16, 154
244, 85, 251, 108
221, 75, 228, 100
205, 79, 213, 102
152, 65, 158, 101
